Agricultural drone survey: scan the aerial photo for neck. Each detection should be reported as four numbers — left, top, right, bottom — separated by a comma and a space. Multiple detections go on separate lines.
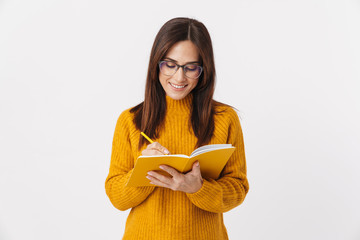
165, 94, 193, 114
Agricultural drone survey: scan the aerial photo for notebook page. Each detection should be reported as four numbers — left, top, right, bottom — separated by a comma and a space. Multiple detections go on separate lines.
190, 144, 232, 157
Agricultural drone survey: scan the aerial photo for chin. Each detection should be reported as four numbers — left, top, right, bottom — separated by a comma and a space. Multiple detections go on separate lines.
167, 92, 187, 100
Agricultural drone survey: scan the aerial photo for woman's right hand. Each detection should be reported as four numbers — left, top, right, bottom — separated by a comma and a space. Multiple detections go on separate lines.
141, 142, 171, 156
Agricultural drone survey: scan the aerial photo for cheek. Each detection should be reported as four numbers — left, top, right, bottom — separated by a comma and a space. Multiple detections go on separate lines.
189, 79, 199, 89
159, 74, 168, 86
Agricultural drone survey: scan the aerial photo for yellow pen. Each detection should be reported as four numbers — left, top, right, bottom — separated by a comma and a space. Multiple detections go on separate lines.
140, 132, 154, 144
140, 131, 169, 155
141, 132, 154, 143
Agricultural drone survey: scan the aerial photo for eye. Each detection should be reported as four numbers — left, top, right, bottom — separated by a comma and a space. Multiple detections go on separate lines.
165, 61, 176, 68
185, 65, 198, 72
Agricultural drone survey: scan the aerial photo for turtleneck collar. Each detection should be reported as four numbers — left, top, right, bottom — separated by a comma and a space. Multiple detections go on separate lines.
165, 93, 193, 114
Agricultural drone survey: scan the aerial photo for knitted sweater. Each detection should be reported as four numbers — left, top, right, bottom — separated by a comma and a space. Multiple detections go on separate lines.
105, 94, 249, 240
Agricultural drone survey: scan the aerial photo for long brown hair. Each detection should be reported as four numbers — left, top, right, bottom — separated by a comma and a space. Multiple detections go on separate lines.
130, 17, 228, 150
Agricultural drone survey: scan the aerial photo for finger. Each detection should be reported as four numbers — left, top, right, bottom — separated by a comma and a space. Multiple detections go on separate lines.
147, 171, 173, 185
146, 174, 162, 186
192, 161, 202, 175
159, 165, 180, 177
142, 149, 165, 156
146, 172, 171, 187
150, 147, 169, 155
149, 142, 170, 155
147, 142, 162, 149
147, 176, 167, 188
147, 142, 158, 148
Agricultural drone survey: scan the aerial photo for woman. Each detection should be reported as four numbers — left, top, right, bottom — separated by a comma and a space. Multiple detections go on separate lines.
105, 17, 249, 240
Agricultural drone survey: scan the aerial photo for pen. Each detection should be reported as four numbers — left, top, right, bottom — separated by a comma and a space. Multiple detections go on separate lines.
140, 131, 169, 155
140, 132, 154, 144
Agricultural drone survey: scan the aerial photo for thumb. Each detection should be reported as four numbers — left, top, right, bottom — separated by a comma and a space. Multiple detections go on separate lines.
192, 161, 201, 174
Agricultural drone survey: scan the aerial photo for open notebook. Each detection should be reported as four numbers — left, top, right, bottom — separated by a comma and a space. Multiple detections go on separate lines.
126, 144, 235, 187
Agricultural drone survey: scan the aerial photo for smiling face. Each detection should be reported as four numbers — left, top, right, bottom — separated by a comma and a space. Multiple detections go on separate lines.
159, 40, 201, 100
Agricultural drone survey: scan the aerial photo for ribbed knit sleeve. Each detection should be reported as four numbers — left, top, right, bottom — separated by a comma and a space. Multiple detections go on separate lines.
105, 110, 155, 211
186, 107, 249, 213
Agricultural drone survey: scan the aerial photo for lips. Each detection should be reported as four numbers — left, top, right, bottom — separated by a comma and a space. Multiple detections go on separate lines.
169, 82, 187, 89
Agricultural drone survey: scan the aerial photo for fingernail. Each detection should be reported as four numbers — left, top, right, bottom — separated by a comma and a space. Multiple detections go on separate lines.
164, 149, 170, 154
159, 165, 164, 170
147, 171, 153, 176
196, 161, 199, 166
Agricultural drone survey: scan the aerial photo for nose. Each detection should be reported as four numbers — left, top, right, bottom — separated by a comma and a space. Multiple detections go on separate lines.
173, 66, 186, 82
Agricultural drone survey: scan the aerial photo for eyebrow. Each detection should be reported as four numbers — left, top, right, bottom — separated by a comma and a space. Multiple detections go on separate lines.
163, 57, 200, 65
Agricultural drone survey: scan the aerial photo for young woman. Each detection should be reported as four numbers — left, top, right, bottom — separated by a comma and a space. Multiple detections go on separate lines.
105, 17, 249, 240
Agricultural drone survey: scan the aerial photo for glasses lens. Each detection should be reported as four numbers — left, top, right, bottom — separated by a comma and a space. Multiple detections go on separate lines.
184, 65, 202, 79
159, 61, 177, 76
159, 61, 203, 79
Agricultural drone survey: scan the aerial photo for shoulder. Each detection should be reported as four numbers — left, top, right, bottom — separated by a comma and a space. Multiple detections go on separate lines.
117, 107, 134, 123
213, 101, 241, 125
213, 101, 244, 144
116, 101, 143, 122
115, 105, 139, 132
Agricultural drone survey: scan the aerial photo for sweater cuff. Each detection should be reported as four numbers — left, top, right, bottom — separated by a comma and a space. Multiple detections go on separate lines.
186, 179, 213, 202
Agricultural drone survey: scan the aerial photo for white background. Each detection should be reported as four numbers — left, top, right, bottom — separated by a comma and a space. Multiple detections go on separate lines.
1, 0, 359, 239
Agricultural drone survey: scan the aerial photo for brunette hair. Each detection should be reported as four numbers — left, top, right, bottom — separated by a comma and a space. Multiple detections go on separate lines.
130, 17, 228, 150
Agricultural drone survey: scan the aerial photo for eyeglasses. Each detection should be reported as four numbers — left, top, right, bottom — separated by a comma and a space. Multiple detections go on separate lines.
158, 60, 203, 79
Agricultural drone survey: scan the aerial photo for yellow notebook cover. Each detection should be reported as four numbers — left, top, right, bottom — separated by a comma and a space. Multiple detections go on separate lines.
126, 144, 235, 187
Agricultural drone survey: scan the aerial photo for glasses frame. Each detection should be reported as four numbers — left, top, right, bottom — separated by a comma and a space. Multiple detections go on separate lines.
158, 60, 203, 79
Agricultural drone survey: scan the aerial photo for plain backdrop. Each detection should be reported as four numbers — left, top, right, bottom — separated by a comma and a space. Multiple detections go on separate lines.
0, 0, 359, 239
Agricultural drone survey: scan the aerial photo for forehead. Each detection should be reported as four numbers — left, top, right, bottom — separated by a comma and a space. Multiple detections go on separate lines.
164, 40, 199, 64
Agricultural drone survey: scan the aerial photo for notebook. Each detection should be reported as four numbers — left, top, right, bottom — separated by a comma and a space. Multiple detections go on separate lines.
126, 144, 235, 187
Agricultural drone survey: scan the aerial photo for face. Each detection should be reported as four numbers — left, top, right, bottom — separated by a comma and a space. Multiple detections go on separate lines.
159, 40, 201, 100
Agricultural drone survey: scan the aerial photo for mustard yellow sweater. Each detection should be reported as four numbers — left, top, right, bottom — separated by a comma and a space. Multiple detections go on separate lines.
105, 94, 249, 240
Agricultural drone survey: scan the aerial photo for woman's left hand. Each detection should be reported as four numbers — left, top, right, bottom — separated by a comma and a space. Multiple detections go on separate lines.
146, 161, 203, 194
